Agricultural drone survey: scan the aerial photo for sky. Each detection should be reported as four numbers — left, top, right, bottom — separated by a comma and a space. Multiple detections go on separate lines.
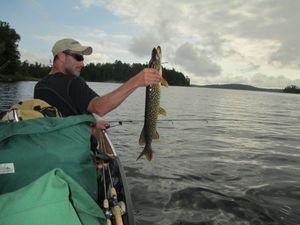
1, 0, 300, 88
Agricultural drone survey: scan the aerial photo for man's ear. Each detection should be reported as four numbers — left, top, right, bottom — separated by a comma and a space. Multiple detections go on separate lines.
56, 52, 65, 62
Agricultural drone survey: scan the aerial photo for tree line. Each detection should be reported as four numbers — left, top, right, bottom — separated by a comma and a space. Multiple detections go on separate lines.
0, 20, 190, 86
81, 60, 190, 86
283, 85, 300, 94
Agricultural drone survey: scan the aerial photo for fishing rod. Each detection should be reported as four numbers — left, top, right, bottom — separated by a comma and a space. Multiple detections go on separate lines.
96, 130, 126, 225
108, 118, 208, 126
108, 173, 124, 225
102, 166, 112, 225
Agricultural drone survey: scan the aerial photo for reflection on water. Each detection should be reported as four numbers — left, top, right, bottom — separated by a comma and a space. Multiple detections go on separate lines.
1, 82, 300, 225
0, 81, 36, 112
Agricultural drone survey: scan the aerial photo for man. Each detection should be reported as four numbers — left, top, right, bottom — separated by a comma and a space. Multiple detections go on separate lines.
34, 38, 162, 128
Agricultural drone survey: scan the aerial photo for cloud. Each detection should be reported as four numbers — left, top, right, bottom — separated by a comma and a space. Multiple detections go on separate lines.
269, 38, 300, 69
128, 34, 160, 58
78, 0, 300, 85
249, 73, 300, 88
85, 29, 107, 39
72, 5, 81, 11
217, 1, 300, 69
80, 0, 97, 8
173, 42, 221, 77
20, 48, 51, 65
239, 62, 260, 72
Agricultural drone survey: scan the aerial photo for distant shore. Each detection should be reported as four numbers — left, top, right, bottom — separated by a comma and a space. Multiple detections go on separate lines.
191, 83, 283, 93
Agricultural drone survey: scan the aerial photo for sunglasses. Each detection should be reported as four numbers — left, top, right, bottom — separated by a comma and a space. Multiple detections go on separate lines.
63, 51, 84, 62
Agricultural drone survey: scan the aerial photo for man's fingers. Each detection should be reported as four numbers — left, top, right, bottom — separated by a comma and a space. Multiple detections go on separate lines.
95, 121, 110, 130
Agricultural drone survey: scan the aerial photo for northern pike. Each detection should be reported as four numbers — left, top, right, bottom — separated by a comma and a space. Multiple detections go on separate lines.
137, 46, 168, 161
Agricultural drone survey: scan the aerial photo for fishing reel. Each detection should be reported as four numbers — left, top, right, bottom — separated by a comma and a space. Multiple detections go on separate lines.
118, 201, 126, 215
109, 195, 127, 215
104, 200, 126, 217
105, 196, 127, 225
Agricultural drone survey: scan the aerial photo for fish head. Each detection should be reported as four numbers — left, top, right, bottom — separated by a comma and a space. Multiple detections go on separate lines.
156, 46, 162, 62
150, 46, 162, 69
156, 46, 161, 56
151, 46, 161, 61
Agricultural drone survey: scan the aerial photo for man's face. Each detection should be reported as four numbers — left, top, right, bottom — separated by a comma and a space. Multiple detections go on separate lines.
63, 51, 84, 76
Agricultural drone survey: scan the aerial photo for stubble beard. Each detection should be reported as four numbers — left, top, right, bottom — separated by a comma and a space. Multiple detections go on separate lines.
65, 63, 81, 76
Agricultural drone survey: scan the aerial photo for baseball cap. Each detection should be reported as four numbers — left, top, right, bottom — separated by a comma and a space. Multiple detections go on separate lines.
52, 38, 93, 56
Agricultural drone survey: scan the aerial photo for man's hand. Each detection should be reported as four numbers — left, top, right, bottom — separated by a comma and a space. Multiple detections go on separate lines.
95, 120, 110, 130
134, 68, 162, 87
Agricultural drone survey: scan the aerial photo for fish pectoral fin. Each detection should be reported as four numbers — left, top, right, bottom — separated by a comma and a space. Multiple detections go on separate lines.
159, 107, 167, 116
161, 77, 168, 87
153, 130, 159, 140
139, 128, 145, 145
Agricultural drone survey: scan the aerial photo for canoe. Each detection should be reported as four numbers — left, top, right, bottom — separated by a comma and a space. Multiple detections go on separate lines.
93, 129, 135, 225
0, 114, 135, 225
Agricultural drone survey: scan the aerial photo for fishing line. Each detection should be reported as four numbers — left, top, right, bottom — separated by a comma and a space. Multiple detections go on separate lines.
103, 166, 107, 200
107, 165, 114, 188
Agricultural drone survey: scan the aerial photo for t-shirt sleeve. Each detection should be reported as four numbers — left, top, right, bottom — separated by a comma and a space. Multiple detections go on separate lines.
68, 77, 99, 114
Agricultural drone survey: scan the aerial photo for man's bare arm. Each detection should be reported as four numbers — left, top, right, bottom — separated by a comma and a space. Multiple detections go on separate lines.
87, 68, 161, 116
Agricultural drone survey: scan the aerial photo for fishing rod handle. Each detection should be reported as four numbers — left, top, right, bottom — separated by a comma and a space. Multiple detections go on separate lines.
111, 187, 117, 197
103, 199, 109, 209
103, 199, 113, 220
111, 205, 124, 225
110, 187, 124, 225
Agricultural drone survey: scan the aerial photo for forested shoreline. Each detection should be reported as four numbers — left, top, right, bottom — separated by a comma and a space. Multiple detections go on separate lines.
5, 59, 190, 86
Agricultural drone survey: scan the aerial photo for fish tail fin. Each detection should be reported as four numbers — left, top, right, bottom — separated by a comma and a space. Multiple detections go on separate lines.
139, 127, 145, 145
159, 106, 167, 116
136, 143, 153, 161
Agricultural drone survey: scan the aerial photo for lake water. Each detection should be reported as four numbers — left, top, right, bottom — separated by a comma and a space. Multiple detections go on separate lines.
1, 81, 300, 225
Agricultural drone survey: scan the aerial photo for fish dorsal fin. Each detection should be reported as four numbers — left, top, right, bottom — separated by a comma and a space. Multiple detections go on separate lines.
159, 107, 167, 116
153, 130, 159, 140
161, 78, 168, 87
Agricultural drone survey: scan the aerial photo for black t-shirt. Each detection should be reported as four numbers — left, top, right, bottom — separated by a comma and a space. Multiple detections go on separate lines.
34, 73, 98, 116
